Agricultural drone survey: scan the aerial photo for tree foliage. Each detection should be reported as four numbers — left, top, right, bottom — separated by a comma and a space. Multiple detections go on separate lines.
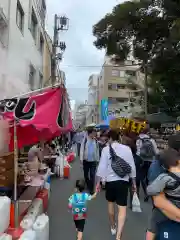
93, 0, 180, 116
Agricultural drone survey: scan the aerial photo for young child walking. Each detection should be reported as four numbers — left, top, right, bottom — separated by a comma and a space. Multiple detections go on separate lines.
68, 179, 97, 240
146, 148, 180, 240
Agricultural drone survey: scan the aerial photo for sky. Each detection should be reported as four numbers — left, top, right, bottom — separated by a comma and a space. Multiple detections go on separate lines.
46, 0, 121, 107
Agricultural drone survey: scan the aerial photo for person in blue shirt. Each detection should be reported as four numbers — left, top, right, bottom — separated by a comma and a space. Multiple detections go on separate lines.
80, 129, 99, 194
68, 179, 97, 240
148, 157, 165, 184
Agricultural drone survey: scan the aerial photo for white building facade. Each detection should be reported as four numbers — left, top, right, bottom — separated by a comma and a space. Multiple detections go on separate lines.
86, 74, 99, 125
73, 101, 88, 129
0, 0, 46, 97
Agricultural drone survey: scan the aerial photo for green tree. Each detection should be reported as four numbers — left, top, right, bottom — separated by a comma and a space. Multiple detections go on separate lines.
93, 0, 180, 117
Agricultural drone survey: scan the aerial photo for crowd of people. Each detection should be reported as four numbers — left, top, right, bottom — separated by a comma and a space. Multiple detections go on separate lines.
70, 127, 180, 240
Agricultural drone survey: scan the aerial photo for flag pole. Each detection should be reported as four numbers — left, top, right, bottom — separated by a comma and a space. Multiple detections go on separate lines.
13, 119, 19, 228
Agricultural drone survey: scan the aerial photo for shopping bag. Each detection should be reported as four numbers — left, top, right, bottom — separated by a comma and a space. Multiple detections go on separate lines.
72, 144, 77, 157
132, 193, 142, 213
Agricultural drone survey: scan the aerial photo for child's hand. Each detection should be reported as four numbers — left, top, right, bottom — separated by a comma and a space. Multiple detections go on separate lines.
68, 204, 72, 209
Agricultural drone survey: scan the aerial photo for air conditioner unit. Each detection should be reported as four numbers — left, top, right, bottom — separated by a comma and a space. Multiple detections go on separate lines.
0, 8, 8, 29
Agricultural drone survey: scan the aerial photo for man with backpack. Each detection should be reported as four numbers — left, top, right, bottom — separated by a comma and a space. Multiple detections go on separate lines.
136, 127, 159, 201
80, 128, 99, 195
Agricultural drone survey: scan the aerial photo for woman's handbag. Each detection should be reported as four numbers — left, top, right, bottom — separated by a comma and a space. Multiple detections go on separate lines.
109, 144, 131, 178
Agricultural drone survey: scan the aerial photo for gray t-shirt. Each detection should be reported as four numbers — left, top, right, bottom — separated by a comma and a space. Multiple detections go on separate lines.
147, 172, 180, 207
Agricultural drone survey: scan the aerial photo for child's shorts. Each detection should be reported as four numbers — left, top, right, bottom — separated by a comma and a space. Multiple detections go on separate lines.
74, 219, 86, 232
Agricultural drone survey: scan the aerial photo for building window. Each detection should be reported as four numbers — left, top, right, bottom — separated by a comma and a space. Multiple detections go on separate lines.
30, 8, 38, 40
126, 70, 136, 77
119, 71, 125, 77
112, 70, 119, 77
39, 33, 44, 53
29, 64, 36, 90
16, 0, 24, 33
108, 83, 117, 90
116, 98, 128, 103
117, 84, 125, 89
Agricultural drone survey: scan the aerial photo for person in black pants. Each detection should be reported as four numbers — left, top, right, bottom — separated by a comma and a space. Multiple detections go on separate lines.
80, 128, 99, 195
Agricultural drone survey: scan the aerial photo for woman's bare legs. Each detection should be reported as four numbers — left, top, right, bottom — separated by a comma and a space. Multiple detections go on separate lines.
108, 201, 116, 233
116, 205, 127, 240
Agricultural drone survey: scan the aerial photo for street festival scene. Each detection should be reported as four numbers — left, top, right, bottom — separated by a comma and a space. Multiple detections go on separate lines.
1, 0, 180, 240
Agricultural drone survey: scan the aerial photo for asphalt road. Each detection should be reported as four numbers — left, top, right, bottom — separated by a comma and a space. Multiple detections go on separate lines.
48, 159, 151, 240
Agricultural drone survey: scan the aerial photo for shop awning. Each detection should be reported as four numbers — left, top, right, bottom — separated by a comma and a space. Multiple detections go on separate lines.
1, 86, 72, 150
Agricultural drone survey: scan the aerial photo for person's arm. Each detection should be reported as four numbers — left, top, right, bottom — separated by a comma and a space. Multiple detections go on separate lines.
151, 139, 159, 155
96, 141, 100, 162
127, 148, 137, 191
87, 192, 97, 200
153, 193, 180, 221
79, 138, 85, 162
96, 147, 108, 185
68, 195, 73, 209
136, 138, 141, 156
128, 149, 136, 179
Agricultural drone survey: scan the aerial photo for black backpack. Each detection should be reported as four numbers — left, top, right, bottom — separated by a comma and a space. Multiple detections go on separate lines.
109, 144, 131, 178
139, 137, 156, 159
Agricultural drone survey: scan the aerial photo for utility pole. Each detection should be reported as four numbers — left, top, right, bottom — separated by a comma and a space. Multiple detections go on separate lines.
51, 15, 69, 85
51, 14, 58, 85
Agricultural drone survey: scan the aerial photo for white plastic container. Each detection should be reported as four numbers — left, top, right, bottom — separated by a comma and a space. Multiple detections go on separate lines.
0, 196, 11, 233
33, 214, 49, 240
19, 230, 36, 240
0, 234, 12, 240
20, 198, 43, 230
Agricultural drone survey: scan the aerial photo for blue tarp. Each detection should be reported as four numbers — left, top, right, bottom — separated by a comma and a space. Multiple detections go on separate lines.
96, 115, 116, 128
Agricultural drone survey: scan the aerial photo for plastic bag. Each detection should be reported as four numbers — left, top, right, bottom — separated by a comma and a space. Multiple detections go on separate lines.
72, 144, 77, 157
132, 193, 142, 213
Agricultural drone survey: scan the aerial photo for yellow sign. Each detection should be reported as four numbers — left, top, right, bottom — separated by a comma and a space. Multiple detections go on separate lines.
176, 125, 180, 131
110, 118, 146, 133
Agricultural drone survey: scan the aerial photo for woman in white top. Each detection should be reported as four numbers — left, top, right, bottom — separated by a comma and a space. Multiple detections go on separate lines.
96, 130, 136, 240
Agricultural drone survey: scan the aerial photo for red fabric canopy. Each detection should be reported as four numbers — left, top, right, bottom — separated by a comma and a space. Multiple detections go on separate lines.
1, 86, 72, 150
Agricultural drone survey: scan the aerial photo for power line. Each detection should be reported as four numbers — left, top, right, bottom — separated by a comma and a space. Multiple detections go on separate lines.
60, 63, 141, 68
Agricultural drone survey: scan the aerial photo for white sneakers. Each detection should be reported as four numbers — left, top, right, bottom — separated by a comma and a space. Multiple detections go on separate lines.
111, 226, 116, 235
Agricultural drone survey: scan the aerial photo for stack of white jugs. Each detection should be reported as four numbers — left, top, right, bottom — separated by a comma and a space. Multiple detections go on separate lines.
0, 196, 11, 238
19, 197, 49, 240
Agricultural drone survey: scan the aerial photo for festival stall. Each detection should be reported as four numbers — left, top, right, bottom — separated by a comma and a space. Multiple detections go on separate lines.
0, 85, 73, 238
96, 115, 146, 134
109, 117, 146, 133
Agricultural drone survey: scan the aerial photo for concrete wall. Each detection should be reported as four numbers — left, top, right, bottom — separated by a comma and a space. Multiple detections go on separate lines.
0, 0, 46, 93
43, 32, 52, 86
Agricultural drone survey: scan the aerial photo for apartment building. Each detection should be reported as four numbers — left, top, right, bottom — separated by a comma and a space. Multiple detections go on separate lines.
98, 56, 144, 119
0, 0, 47, 93
86, 74, 99, 125
73, 101, 88, 129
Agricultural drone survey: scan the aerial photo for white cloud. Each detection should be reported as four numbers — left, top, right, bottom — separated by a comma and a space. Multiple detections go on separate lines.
46, 0, 121, 101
